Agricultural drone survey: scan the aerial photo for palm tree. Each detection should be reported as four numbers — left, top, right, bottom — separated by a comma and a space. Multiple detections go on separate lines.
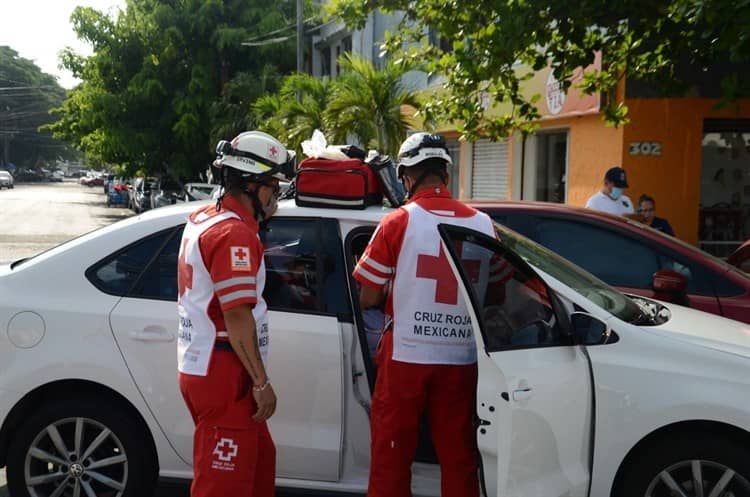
278, 74, 344, 150
253, 73, 342, 152
325, 54, 421, 157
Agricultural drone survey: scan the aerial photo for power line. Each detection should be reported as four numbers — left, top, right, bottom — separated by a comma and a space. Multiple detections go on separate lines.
241, 15, 323, 45
0, 85, 61, 92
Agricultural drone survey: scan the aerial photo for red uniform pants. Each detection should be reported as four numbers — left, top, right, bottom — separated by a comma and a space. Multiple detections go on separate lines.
179, 349, 275, 497
368, 332, 479, 497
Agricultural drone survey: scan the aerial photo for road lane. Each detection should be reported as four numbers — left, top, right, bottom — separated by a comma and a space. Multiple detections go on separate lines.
0, 180, 133, 264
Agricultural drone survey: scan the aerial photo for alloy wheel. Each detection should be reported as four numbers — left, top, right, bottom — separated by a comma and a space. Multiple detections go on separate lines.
645, 459, 750, 497
23, 417, 128, 497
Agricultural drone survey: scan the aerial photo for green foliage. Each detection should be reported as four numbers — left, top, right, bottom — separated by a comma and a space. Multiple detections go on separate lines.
329, 0, 750, 140
255, 54, 420, 157
254, 72, 341, 152
0, 47, 73, 167
326, 54, 421, 156
48, 0, 305, 178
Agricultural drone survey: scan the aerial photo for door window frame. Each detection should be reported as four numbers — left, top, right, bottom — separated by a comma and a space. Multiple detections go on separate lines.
438, 224, 572, 353
261, 216, 353, 320
85, 226, 182, 298
516, 213, 717, 297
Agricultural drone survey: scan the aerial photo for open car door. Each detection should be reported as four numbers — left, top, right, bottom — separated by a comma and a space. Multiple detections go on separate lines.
437, 223, 593, 497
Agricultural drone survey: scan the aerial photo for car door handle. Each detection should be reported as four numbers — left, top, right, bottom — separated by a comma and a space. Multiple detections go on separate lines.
129, 326, 174, 342
512, 387, 533, 402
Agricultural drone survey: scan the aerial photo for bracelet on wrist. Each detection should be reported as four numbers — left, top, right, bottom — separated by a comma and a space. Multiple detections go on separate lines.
253, 379, 271, 392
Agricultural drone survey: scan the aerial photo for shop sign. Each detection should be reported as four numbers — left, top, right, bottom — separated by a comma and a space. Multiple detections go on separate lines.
546, 71, 566, 116
629, 141, 663, 156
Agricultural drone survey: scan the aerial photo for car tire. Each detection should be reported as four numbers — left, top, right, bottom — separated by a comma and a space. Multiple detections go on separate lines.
6, 397, 157, 497
614, 433, 750, 497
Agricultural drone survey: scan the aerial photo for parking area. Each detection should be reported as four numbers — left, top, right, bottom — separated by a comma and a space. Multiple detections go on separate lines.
0, 180, 133, 264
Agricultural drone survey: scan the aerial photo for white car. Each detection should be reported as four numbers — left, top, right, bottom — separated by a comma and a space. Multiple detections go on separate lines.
0, 170, 13, 189
1, 199, 750, 497
183, 182, 217, 201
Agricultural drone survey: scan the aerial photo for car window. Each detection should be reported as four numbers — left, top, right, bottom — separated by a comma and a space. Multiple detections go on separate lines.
530, 217, 660, 289
440, 227, 564, 351
87, 229, 174, 296
656, 252, 713, 296
261, 218, 348, 316
710, 272, 746, 297
318, 219, 350, 316
130, 227, 183, 300
491, 222, 644, 323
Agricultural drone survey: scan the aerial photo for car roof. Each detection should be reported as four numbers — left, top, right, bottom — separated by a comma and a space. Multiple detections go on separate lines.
469, 199, 745, 274
138, 198, 392, 225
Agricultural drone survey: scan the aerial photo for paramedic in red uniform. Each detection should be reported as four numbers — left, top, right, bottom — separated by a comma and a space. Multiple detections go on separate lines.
353, 133, 497, 497
177, 131, 295, 497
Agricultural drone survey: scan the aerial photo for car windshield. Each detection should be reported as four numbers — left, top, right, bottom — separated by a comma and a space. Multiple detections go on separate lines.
191, 185, 215, 195
493, 222, 644, 323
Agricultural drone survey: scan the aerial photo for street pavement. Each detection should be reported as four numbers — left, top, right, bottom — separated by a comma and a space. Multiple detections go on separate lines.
0, 180, 134, 264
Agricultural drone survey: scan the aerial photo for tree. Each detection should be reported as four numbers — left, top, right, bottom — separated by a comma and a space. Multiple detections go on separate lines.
47, 0, 307, 178
329, 0, 750, 140
0, 47, 72, 168
326, 54, 421, 156
254, 54, 421, 156
254, 73, 343, 152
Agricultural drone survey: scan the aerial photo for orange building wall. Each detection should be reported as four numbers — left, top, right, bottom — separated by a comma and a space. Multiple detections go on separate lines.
534, 114, 624, 206
621, 98, 750, 245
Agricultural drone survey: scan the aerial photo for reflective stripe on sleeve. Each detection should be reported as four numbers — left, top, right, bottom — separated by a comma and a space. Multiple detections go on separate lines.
214, 276, 257, 292
354, 266, 389, 286
359, 255, 394, 275
217, 289, 258, 305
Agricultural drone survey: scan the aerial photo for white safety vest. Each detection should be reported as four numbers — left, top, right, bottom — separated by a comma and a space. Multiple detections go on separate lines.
177, 210, 269, 376
391, 202, 495, 365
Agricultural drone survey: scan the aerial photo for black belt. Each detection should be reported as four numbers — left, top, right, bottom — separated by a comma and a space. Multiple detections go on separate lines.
214, 340, 234, 352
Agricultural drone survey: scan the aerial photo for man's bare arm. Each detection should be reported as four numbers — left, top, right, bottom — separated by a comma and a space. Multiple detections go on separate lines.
224, 305, 267, 385
360, 284, 384, 309
224, 305, 277, 421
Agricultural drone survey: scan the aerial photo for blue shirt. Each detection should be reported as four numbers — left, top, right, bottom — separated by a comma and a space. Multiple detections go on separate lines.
650, 217, 675, 236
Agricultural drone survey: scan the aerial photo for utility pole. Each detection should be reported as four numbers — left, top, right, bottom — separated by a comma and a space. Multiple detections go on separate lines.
296, 0, 304, 102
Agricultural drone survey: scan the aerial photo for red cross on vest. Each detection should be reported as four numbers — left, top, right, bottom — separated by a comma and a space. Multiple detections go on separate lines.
178, 239, 193, 302
234, 248, 247, 260
416, 242, 480, 305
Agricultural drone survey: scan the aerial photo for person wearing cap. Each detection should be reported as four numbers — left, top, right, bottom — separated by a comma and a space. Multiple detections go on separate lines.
585, 166, 635, 216
353, 132, 497, 497
177, 130, 295, 497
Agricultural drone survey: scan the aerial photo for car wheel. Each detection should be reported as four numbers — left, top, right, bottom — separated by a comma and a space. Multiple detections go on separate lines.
615, 434, 750, 497
6, 397, 157, 497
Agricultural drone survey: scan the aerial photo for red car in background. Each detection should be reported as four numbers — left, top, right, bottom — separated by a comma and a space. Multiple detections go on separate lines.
473, 201, 750, 324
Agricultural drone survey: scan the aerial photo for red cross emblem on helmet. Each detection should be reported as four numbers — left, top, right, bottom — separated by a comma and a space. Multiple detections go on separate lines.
268, 144, 279, 159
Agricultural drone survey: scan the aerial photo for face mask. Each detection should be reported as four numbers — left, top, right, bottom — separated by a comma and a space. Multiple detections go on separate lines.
262, 192, 278, 220
610, 187, 624, 200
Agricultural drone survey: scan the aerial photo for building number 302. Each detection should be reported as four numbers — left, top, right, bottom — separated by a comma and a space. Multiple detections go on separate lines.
629, 141, 663, 156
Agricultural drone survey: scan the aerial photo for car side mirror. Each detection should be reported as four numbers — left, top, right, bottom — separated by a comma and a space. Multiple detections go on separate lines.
570, 312, 611, 345
652, 269, 690, 306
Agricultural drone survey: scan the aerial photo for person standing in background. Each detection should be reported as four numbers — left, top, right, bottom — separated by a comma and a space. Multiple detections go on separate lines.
585, 166, 635, 216
638, 194, 675, 236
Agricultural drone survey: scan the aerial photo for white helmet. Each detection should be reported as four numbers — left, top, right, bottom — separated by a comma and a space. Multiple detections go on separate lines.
396, 132, 452, 177
215, 131, 295, 181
